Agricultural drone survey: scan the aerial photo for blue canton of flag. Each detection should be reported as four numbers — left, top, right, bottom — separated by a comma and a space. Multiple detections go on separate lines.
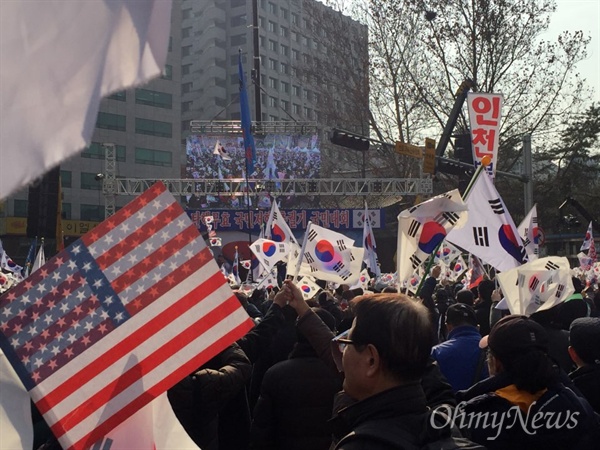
238, 51, 257, 176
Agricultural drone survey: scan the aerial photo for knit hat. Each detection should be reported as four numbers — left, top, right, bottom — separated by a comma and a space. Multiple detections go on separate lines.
480, 315, 549, 363
570, 317, 600, 364
446, 303, 477, 327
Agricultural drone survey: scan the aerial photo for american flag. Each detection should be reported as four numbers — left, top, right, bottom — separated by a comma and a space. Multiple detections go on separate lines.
0, 182, 254, 450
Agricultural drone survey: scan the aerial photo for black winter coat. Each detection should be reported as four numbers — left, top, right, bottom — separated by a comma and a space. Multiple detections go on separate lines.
570, 363, 600, 414
250, 342, 343, 450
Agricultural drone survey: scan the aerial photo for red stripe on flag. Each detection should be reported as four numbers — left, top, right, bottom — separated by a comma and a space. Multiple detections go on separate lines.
35, 269, 224, 416
80, 183, 167, 247
94, 203, 181, 270
110, 224, 200, 295
51, 295, 249, 444
125, 246, 214, 314
73, 319, 253, 450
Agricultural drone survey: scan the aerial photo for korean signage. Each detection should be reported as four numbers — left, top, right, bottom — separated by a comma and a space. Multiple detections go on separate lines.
422, 138, 436, 174
187, 208, 384, 232
467, 92, 503, 179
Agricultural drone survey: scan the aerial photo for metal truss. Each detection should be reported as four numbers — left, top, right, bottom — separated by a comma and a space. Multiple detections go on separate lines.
189, 120, 319, 135
113, 178, 433, 197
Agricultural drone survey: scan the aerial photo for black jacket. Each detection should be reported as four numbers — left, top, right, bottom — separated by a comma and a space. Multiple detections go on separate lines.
330, 383, 464, 450
570, 364, 600, 414
457, 372, 600, 450
250, 342, 343, 450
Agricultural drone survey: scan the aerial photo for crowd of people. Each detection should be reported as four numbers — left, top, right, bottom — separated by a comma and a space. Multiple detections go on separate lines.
155, 264, 600, 449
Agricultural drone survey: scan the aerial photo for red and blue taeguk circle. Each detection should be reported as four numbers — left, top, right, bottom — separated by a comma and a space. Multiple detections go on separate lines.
315, 240, 335, 263
271, 224, 286, 242
301, 284, 312, 293
262, 241, 277, 257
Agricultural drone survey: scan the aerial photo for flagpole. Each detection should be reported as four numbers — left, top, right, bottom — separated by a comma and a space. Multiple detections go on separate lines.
291, 221, 312, 282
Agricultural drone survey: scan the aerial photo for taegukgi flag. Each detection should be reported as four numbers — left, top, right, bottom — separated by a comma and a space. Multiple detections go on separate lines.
0, 182, 254, 450
397, 189, 467, 286
446, 168, 527, 272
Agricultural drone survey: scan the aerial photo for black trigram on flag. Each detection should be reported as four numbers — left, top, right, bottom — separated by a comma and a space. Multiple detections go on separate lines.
555, 284, 565, 298
407, 220, 421, 238
304, 252, 315, 264
522, 237, 531, 247
489, 198, 505, 215
336, 240, 347, 251
545, 261, 560, 271
473, 227, 490, 247
434, 211, 460, 227
410, 253, 423, 269
529, 277, 540, 291
277, 244, 287, 253
408, 205, 419, 214
307, 229, 318, 241
333, 261, 346, 272
272, 211, 279, 220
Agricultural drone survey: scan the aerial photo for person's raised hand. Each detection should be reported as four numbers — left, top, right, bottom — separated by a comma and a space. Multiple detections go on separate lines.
283, 279, 310, 317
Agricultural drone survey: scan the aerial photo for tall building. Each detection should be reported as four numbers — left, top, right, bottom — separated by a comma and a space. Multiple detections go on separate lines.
0, 0, 368, 259
180, 0, 369, 129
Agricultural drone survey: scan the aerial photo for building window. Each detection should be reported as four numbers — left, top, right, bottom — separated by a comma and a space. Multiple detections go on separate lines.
269, 115, 278, 121
303, 89, 309, 100
269, 96, 277, 107
281, 81, 290, 93
304, 107, 312, 118
280, 99, 289, 111
291, 13, 298, 25
268, 2, 277, 14
107, 91, 126, 101
14, 199, 28, 217
62, 203, 72, 220
268, 77, 277, 89
280, 26, 288, 37
182, 27, 192, 38
182, 82, 193, 94
96, 112, 126, 131
81, 142, 126, 162
161, 64, 173, 80
231, 34, 246, 46
281, 8, 289, 20
81, 172, 103, 190
80, 204, 104, 222
182, 8, 191, 20
269, 58, 278, 70
135, 118, 172, 138
280, 44, 289, 57
292, 49, 299, 60
292, 104, 300, 115
292, 85, 300, 96
182, 101, 193, 112
268, 40, 277, 52
268, 21, 277, 33
182, 64, 191, 75
230, 15, 246, 27
60, 170, 72, 188
182, 45, 191, 57
280, 62, 289, 74
135, 89, 172, 109
135, 147, 173, 167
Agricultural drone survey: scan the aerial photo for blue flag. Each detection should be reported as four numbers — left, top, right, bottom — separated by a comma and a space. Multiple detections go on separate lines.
238, 52, 257, 176
23, 237, 37, 276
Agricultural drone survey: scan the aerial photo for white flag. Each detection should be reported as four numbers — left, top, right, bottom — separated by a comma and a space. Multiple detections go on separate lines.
517, 268, 574, 317
31, 245, 46, 274
265, 201, 299, 246
581, 221, 594, 251
397, 189, 468, 286
497, 256, 571, 315
298, 223, 364, 284
406, 267, 425, 295
0, 244, 23, 275
250, 239, 290, 271
434, 241, 462, 266
0, 1, 173, 198
450, 255, 468, 282
213, 140, 232, 161
362, 202, 381, 277
297, 276, 321, 300
232, 247, 242, 285
350, 269, 372, 290
447, 169, 527, 272
518, 204, 540, 261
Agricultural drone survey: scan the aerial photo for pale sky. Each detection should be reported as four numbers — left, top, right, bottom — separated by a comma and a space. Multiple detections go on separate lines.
544, 0, 600, 103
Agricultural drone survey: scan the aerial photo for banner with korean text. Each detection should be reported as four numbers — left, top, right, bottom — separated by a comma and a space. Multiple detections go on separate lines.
467, 93, 503, 179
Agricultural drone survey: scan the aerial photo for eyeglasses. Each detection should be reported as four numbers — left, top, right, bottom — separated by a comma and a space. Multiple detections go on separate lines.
334, 338, 357, 353
332, 330, 360, 353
